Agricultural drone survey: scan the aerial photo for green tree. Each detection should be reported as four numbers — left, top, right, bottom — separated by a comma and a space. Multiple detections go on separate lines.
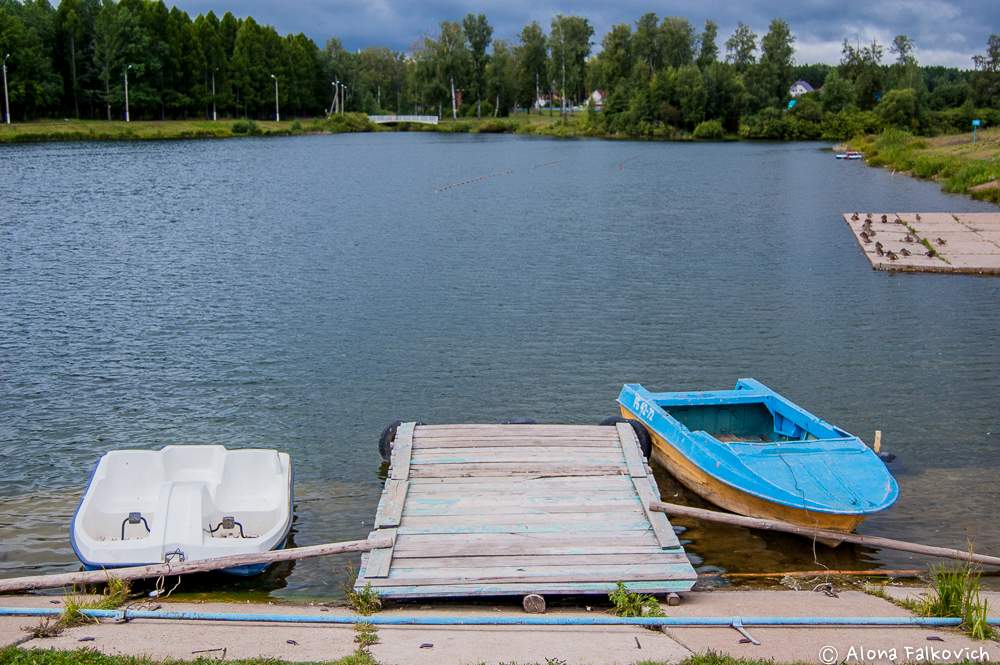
194, 11, 225, 118
660, 17, 694, 68
696, 20, 718, 69
461, 13, 491, 117
840, 38, 884, 110
819, 69, 855, 112
725, 22, 756, 72
548, 14, 592, 113
426, 20, 468, 118
877, 87, 918, 128
632, 12, 660, 77
596, 23, 631, 90
230, 16, 267, 116
91, 0, 141, 119
752, 18, 795, 110
485, 38, 515, 115
703, 61, 745, 131
888, 34, 922, 93
513, 21, 546, 112
673, 63, 706, 128
971, 34, 1000, 107
55, 0, 93, 117
0, 1, 62, 119
790, 93, 823, 123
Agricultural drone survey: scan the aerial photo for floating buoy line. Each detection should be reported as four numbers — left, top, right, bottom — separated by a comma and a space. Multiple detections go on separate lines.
434, 158, 564, 193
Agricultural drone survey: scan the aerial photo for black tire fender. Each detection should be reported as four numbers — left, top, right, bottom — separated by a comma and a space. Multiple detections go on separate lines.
379, 421, 425, 461
378, 421, 402, 462
599, 416, 652, 459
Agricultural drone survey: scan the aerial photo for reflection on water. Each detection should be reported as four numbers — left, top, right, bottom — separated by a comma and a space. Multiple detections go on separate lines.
1, 134, 998, 597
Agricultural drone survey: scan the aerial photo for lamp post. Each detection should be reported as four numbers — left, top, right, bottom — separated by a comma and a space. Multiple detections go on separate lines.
2, 53, 11, 125
557, 20, 566, 118
328, 80, 338, 117
270, 74, 279, 122
124, 64, 132, 122
211, 67, 217, 121
340, 80, 346, 114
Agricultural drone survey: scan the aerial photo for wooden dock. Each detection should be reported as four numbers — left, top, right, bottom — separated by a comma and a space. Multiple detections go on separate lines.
355, 423, 698, 599
843, 212, 1000, 274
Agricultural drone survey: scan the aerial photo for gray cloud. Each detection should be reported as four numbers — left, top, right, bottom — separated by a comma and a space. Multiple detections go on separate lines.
168, 0, 998, 67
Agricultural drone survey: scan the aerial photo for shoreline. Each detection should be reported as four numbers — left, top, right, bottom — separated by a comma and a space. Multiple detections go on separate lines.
5, 118, 995, 208
848, 128, 1000, 205
0, 115, 732, 144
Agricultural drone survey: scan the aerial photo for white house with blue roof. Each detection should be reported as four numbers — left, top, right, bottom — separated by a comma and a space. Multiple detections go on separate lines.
789, 79, 815, 98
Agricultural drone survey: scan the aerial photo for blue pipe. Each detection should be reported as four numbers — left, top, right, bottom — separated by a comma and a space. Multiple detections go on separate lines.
2, 607, 998, 626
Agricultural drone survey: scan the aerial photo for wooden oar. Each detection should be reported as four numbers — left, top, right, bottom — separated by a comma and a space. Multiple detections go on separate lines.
0, 536, 392, 594
650, 502, 1000, 567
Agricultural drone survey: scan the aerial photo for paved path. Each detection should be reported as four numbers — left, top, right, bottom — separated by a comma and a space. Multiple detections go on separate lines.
2, 589, 998, 663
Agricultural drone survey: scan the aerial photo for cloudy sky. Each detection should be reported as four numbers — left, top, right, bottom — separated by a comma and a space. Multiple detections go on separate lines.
169, 0, 996, 68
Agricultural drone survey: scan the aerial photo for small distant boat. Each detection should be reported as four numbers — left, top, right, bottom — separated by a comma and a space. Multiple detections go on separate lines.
617, 379, 897, 541
835, 151, 863, 160
71, 446, 292, 576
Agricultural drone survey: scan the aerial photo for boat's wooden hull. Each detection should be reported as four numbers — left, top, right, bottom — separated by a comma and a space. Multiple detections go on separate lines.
620, 405, 865, 544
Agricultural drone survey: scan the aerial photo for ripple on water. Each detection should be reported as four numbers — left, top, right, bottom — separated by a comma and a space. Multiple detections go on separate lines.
1, 135, 998, 597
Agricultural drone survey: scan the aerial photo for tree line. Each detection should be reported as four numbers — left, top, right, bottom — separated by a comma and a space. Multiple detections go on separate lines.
1, 0, 998, 136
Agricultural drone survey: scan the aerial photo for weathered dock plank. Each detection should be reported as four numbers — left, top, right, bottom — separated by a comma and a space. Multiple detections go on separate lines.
388, 422, 415, 481
390, 553, 690, 568
391, 532, 665, 557
412, 437, 616, 449
410, 449, 625, 465
374, 480, 408, 528
355, 423, 697, 598
366, 566, 698, 587
408, 463, 626, 478
370, 580, 694, 598
617, 423, 648, 478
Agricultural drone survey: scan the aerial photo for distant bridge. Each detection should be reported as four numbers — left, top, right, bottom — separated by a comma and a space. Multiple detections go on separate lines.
368, 115, 439, 125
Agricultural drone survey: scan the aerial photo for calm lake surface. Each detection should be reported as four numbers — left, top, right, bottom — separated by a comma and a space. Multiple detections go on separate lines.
1, 133, 998, 598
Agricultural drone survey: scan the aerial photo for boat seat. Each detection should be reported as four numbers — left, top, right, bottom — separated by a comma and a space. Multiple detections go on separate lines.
160, 481, 212, 550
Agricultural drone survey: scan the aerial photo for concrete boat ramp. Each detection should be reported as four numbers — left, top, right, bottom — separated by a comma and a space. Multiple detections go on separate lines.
354, 423, 697, 600
843, 211, 1000, 274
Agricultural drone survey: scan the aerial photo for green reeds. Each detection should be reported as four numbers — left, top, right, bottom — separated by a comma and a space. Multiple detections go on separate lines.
917, 563, 994, 640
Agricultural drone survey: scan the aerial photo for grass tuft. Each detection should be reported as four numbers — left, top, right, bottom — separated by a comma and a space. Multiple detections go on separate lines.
346, 582, 382, 616
608, 581, 665, 633
22, 617, 65, 639
917, 563, 995, 640
353, 622, 379, 648
58, 575, 132, 629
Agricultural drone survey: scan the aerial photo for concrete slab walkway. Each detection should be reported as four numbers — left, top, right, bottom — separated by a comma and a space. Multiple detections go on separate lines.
2, 589, 998, 664
842, 211, 1000, 274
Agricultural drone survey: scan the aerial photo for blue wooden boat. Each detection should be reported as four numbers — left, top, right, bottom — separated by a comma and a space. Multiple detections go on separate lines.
617, 379, 898, 540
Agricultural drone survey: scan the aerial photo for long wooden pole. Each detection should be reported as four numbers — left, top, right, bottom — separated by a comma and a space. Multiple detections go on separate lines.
0, 537, 392, 594
650, 502, 1000, 567
712, 569, 928, 579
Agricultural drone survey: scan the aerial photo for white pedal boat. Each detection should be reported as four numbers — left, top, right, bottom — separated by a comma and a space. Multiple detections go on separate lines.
71, 445, 292, 576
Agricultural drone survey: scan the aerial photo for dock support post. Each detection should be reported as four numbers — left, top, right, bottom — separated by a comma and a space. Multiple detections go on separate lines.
522, 594, 546, 614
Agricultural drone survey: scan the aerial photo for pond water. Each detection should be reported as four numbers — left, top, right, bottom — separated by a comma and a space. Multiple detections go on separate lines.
1, 133, 998, 598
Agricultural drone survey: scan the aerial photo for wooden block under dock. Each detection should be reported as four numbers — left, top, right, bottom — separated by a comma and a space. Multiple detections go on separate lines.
355, 423, 698, 599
